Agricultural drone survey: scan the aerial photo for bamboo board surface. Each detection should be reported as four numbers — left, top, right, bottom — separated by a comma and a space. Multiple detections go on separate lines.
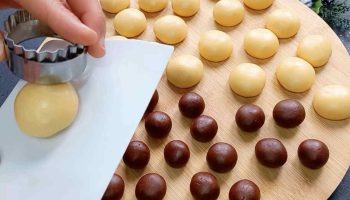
103, 0, 350, 199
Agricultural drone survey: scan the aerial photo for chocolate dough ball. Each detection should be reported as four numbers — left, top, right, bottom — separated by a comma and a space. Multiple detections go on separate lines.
179, 92, 205, 118
123, 141, 150, 169
206, 142, 238, 173
190, 115, 218, 142
298, 139, 329, 169
145, 90, 159, 115
145, 111, 172, 139
273, 99, 305, 128
255, 138, 288, 168
102, 174, 125, 200
235, 104, 265, 132
135, 173, 167, 200
190, 172, 220, 200
229, 179, 260, 200
164, 140, 190, 168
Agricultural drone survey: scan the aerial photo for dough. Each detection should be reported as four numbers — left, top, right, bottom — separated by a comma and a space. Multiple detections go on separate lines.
243, 0, 274, 10
154, 15, 188, 44
244, 28, 279, 59
276, 57, 315, 93
199, 30, 233, 62
166, 55, 204, 88
297, 35, 332, 67
229, 63, 266, 97
113, 8, 147, 38
138, 0, 168, 13
313, 85, 350, 120
15, 83, 79, 138
100, 0, 129, 13
110, 35, 128, 40
172, 0, 200, 17
266, 9, 300, 39
213, 0, 244, 27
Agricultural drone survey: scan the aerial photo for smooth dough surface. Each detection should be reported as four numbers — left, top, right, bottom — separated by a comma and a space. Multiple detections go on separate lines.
15, 83, 79, 138
172, 0, 200, 17
244, 28, 279, 59
213, 0, 244, 27
100, 0, 129, 13
113, 8, 147, 38
199, 30, 233, 62
297, 35, 332, 67
313, 85, 350, 120
166, 55, 204, 88
266, 9, 300, 39
276, 57, 315, 93
110, 35, 128, 40
229, 63, 266, 97
154, 15, 188, 44
138, 0, 168, 12
243, 0, 274, 10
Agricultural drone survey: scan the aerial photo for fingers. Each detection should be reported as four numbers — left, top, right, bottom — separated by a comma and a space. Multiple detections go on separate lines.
67, 0, 106, 57
0, 0, 21, 8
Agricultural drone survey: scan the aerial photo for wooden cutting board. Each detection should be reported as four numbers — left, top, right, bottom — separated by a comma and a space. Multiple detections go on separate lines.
104, 0, 350, 199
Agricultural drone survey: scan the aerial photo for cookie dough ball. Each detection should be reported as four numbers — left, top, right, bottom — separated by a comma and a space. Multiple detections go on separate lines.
15, 83, 79, 138
229, 63, 266, 97
276, 57, 316, 93
138, 0, 168, 13
297, 35, 332, 67
243, 0, 273, 10
166, 55, 204, 88
172, 0, 200, 17
313, 85, 350, 120
266, 9, 300, 39
213, 0, 244, 27
100, 0, 130, 13
199, 30, 233, 62
154, 15, 188, 44
244, 28, 279, 59
113, 8, 147, 38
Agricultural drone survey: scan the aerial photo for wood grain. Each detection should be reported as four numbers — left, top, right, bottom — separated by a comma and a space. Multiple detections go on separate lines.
104, 0, 350, 199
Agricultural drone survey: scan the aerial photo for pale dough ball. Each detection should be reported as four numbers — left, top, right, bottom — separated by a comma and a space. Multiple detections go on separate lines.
138, 0, 168, 13
213, 0, 244, 27
172, 0, 200, 17
313, 85, 350, 120
199, 30, 233, 62
15, 83, 79, 138
229, 63, 266, 97
100, 0, 129, 13
110, 35, 128, 40
113, 8, 147, 38
166, 55, 204, 88
154, 15, 188, 44
297, 35, 332, 67
276, 57, 315, 93
244, 28, 279, 59
243, 0, 274, 10
266, 9, 300, 39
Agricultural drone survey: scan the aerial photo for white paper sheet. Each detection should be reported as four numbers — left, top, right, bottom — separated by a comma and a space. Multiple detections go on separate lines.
0, 39, 173, 200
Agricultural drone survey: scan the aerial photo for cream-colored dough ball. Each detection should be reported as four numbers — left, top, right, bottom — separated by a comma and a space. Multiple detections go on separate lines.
113, 8, 147, 38
166, 55, 204, 88
172, 0, 200, 17
213, 0, 244, 27
276, 57, 315, 93
100, 0, 129, 13
15, 83, 79, 138
199, 30, 233, 62
244, 28, 279, 59
297, 35, 332, 67
229, 63, 266, 97
138, 0, 168, 13
154, 15, 188, 44
313, 85, 350, 120
266, 9, 300, 39
243, 0, 274, 10
110, 35, 128, 40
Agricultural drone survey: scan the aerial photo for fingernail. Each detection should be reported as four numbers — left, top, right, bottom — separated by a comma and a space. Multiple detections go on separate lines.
99, 37, 105, 49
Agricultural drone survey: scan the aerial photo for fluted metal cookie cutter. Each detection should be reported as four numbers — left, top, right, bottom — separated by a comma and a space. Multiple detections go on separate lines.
1, 10, 87, 84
